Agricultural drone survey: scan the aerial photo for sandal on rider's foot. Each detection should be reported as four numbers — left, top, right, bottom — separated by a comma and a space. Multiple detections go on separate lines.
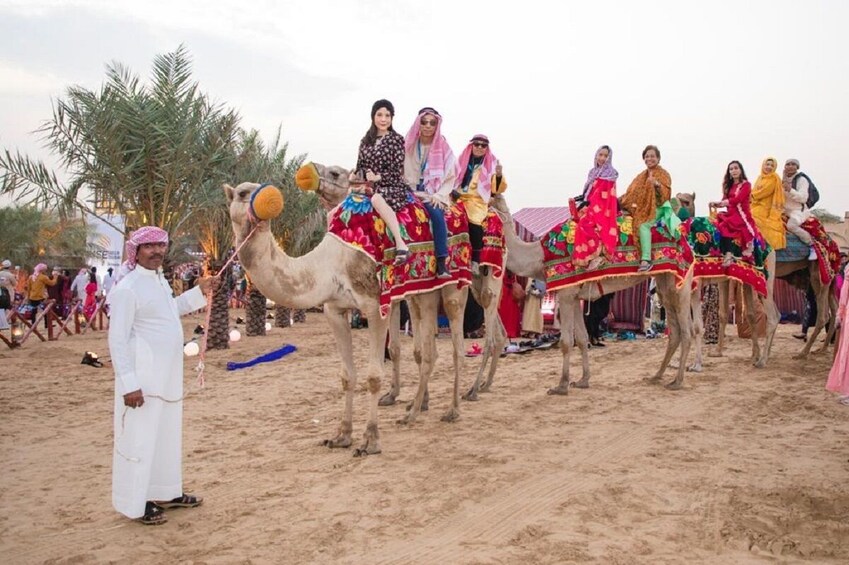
155, 493, 203, 509
393, 249, 409, 267
138, 502, 167, 525
637, 260, 652, 273
436, 257, 452, 279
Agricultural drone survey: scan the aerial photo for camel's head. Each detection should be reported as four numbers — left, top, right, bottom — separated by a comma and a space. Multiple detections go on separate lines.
676, 192, 696, 217
224, 181, 264, 234
295, 162, 351, 210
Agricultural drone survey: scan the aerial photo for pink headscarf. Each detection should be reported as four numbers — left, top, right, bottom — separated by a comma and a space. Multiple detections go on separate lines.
31, 263, 47, 281
113, 226, 169, 286
404, 108, 454, 195
454, 134, 499, 202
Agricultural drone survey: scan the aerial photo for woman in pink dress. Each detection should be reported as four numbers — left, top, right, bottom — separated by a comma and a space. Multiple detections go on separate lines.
571, 145, 619, 271
710, 161, 763, 268
83, 272, 98, 319
827, 262, 849, 404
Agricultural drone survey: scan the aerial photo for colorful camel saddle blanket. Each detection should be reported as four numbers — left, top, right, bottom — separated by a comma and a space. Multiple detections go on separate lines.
775, 217, 841, 285
328, 192, 482, 317
681, 217, 770, 297
541, 214, 694, 293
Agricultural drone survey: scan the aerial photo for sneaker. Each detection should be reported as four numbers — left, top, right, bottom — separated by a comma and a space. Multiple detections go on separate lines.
637, 261, 652, 273
504, 343, 520, 354
471, 261, 480, 276
792, 332, 807, 342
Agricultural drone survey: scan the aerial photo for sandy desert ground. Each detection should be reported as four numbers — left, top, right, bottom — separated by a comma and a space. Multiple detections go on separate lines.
1, 311, 848, 564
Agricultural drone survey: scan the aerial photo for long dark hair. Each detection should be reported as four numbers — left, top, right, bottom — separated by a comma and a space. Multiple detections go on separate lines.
722, 160, 748, 196
360, 100, 396, 148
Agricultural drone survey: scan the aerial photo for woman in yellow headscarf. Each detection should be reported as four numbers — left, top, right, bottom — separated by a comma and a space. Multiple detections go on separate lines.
750, 157, 786, 250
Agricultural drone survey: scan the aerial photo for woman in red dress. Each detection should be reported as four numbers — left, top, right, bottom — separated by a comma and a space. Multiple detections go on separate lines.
83, 272, 98, 319
498, 270, 525, 339
711, 160, 763, 267
572, 145, 619, 270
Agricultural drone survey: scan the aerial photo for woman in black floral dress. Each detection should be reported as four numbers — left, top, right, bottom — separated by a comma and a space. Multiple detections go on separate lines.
351, 99, 411, 264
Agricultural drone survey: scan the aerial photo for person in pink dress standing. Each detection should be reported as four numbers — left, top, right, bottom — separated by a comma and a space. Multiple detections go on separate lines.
83, 272, 99, 320
710, 160, 763, 268
827, 262, 849, 405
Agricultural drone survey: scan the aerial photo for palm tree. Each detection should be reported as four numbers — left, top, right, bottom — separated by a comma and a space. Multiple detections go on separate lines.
0, 206, 94, 268
244, 278, 267, 337
0, 45, 240, 243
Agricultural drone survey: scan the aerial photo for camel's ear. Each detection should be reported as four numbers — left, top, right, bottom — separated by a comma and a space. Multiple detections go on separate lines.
224, 183, 235, 202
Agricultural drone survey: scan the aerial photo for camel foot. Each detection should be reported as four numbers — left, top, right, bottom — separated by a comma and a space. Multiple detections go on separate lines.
665, 380, 683, 391
396, 412, 417, 426
547, 385, 570, 396
753, 358, 766, 369
440, 407, 460, 423
479, 382, 492, 393
378, 392, 398, 407
353, 438, 381, 457
687, 364, 703, 373
570, 378, 590, 389
322, 435, 352, 449
462, 387, 480, 401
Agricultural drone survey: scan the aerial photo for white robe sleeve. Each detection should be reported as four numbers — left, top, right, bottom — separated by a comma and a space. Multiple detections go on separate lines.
175, 285, 208, 316
107, 286, 141, 393
788, 176, 809, 205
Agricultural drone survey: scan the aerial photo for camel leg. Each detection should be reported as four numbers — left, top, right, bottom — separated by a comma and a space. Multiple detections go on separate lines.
379, 303, 402, 406
818, 292, 839, 354
548, 291, 577, 395
441, 287, 468, 422
761, 294, 780, 363
481, 315, 507, 392
399, 294, 438, 425
709, 280, 729, 357
688, 282, 705, 373
743, 285, 762, 367
354, 307, 387, 456
464, 271, 505, 399
570, 300, 592, 389
321, 305, 356, 449
480, 272, 506, 392
651, 274, 691, 389
796, 276, 830, 359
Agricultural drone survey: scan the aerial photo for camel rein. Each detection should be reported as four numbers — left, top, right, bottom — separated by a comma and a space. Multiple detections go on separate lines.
195, 220, 260, 387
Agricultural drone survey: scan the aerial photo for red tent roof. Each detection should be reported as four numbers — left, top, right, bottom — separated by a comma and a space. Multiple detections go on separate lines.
512, 207, 570, 242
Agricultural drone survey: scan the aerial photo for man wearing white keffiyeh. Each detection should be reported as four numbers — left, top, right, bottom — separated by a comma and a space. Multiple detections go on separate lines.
107, 226, 212, 525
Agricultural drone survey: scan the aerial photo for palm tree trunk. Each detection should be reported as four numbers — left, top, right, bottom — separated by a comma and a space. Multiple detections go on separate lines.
245, 283, 266, 336
293, 308, 306, 323
206, 261, 233, 350
274, 305, 291, 328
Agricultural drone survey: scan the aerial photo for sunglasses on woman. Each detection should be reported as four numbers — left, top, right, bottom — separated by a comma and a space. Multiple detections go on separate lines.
420, 119, 437, 126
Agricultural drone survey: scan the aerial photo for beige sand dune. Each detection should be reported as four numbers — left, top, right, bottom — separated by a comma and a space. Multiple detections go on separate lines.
1, 313, 847, 564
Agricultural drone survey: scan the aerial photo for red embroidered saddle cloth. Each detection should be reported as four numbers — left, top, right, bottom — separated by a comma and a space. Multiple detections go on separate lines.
681, 217, 770, 297
799, 217, 842, 285
540, 214, 694, 293
327, 193, 505, 317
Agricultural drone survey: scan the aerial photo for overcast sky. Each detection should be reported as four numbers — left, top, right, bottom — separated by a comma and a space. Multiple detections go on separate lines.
1, 0, 847, 218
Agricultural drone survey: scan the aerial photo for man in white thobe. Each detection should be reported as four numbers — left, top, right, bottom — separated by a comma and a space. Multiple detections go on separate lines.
782, 158, 813, 246
102, 267, 115, 296
0, 259, 16, 330
70, 269, 89, 302
108, 226, 211, 525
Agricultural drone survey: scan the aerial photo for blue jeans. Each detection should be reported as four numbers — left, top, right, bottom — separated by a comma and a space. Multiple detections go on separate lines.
419, 196, 449, 258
